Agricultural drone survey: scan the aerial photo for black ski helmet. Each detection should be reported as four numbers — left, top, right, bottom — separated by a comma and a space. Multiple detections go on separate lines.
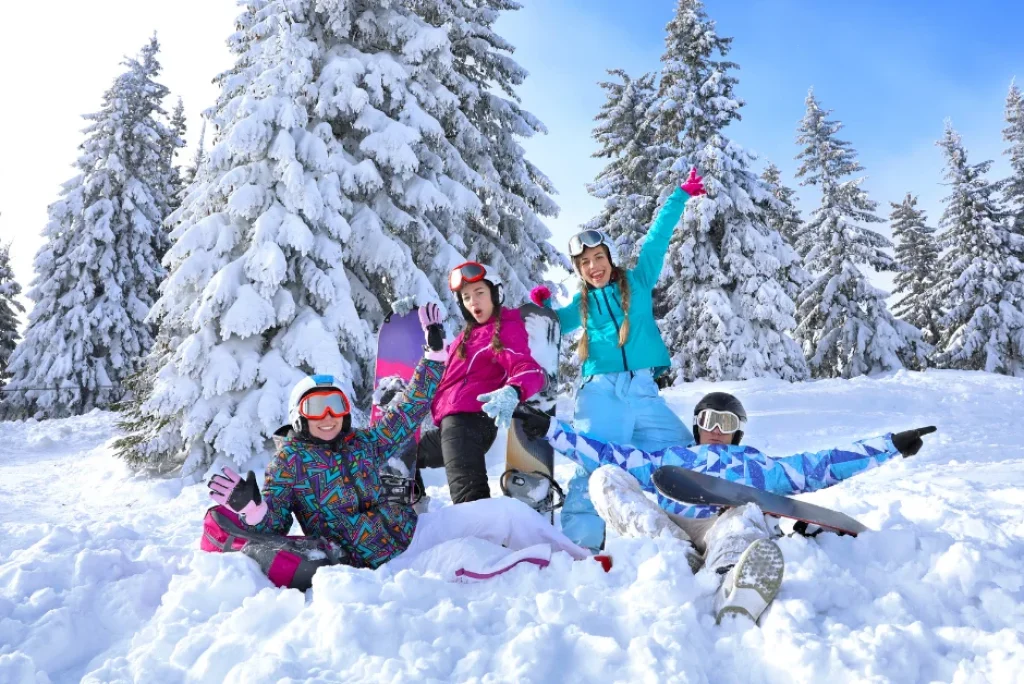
692, 392, 747, 445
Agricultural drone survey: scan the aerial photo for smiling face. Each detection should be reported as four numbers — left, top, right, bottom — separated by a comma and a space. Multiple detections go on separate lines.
307, 414, 344, 441
698, 426, 733, 446
460, 281, 495, 323
576, 245, 613, 288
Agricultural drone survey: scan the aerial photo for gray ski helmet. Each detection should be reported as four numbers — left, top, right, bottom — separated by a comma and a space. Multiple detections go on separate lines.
693, 392, 747, 445
288, 374, 352, 437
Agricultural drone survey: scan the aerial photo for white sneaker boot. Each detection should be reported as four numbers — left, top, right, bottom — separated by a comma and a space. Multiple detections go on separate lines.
713, 538, 785, 624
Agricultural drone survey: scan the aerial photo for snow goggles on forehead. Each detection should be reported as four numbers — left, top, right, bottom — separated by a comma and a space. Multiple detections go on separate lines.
298, 389, 351, 420
695, 409, 744, 434
568, 230, 607, 257
448, 261, 488, 291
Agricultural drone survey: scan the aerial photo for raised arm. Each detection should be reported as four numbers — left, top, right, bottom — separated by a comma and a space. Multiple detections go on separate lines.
633, 187, 691, 291
365, 358, 444, 464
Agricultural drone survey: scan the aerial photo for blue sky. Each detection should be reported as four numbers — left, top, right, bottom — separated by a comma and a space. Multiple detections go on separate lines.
495, 0, 1024, 287
1, 0, 1021, 310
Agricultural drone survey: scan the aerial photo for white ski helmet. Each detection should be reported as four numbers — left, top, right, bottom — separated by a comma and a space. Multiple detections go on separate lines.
288, 374, 351, 435
449, 261, 504, 320
568, 229, 619, 276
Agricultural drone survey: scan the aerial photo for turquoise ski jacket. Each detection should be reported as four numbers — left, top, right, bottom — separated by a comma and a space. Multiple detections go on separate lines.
552, 187, 689, 378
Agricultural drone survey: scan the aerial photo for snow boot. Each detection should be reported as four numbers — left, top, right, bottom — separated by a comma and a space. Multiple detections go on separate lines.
589, 465, 703, 573
713, 538, 785, 624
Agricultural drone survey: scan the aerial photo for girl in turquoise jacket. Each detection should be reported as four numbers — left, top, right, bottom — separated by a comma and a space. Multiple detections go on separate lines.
530, 168, 706, 551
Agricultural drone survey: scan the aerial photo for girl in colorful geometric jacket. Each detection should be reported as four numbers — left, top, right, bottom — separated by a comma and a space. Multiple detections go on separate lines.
205, 305, 584, 589
529, 168, 707, 551
416, 262, 546, 504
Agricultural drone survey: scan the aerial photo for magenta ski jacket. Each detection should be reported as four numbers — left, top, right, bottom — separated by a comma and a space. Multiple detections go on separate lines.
431, 307, 545, 424
243, 359, 444, 569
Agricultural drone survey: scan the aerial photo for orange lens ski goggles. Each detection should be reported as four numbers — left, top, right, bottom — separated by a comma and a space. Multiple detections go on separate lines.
448, 261, 488, 291
298, 389, 351, 420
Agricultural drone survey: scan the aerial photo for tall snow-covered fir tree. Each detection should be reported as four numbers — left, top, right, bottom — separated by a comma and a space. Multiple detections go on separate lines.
890, 193, 941, 349
1, 38, 178, 419
409, 0, 564, 296
760, 162, 804, 246
793, 90, 928, 378
645, 0, 808, 382
165, 97, 188, 211
130, 0, 559, 474
582, 69, 660, 267
932, 121, 1024, 375
182, 118, 207, 188
0, 241, 24, 388
1001, 80, 1024, 242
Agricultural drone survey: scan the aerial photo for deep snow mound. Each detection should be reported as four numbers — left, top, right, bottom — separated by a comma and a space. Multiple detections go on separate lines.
1, 370, 1022, 683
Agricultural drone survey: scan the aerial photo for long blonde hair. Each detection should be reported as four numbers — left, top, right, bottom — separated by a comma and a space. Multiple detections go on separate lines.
576, 257, 631, 363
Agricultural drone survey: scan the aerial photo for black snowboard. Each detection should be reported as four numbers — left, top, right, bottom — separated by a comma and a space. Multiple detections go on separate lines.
652, 466, 868, 536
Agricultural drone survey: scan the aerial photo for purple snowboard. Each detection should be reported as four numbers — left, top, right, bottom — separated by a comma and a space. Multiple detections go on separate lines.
372, 308, 425, 503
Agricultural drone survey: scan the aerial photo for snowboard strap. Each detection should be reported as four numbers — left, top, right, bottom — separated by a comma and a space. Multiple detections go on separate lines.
500, 469, 565, 515
791, 520, 824, 538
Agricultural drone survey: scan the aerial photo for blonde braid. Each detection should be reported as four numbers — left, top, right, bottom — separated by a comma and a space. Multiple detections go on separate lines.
577, 280, 591, 362
617, 269, 631, 347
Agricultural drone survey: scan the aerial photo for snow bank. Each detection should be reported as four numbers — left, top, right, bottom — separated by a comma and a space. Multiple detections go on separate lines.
1, 371, 1022, 683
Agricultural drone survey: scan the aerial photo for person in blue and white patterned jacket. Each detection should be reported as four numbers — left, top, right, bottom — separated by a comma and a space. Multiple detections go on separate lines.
514, 392, 935, 625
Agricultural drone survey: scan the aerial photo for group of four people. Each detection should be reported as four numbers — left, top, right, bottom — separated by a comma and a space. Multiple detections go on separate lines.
205, 169, 934, 624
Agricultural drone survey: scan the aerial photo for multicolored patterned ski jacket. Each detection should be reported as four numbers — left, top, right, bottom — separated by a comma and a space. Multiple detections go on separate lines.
545, 420, 900, 518
245, 359, 444, 568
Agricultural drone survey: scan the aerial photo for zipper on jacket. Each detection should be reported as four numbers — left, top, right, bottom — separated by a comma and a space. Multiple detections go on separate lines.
600, 288, 629, 371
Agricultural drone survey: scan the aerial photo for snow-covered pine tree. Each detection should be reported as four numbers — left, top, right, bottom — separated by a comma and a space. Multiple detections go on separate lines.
132, 0, 557, 474
793, 90, 929, 378
890, 193, 941, 349
182, 118, 207, 188
646, 0, 808, 382
1002, 79, 1024, 242
1, 38, 176, 419
932, 121, 1024, 375
582, 69, 659, 267
165, 97, 188, 211
409, 0, 563, 300
0, 240, 25, 388
760, 162, 804, 246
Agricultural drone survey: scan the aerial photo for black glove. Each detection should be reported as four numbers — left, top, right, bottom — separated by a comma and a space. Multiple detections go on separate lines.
891, 426, 936, 457
512, 405, 552, 439
426, 324, 444, 352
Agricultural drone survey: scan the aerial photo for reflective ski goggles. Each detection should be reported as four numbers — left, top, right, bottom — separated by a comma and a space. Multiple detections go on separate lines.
567, 229, 607, 257
695, 409, 744, 434
298, 389, 351, 420
448, 261, 488, 291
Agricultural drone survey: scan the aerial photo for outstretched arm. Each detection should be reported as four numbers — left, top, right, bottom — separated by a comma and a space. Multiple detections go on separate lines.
758, 434, 902, 496
544, 419, 700, 493
530, 286, 582, 335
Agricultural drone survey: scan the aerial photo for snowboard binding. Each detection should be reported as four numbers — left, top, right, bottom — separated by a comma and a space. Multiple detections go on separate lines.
500, 468, 565, 521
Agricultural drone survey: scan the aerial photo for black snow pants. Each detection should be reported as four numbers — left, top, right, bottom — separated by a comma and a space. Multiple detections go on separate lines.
416, 412, 499, 504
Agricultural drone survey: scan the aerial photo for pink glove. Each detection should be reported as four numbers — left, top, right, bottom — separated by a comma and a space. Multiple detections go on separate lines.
418, 302, 448, 363
530, 285, 551, 307
208, 467, 268, 525
680, 167, 706, 197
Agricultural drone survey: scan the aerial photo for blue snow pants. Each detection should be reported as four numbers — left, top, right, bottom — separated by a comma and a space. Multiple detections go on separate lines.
561, 370, 690, 551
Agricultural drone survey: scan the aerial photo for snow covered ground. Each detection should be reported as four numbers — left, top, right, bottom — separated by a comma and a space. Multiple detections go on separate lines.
1, 370, 1022, 683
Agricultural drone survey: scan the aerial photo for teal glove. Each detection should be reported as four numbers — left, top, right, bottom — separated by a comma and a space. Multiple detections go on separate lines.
478, 386, 521, 430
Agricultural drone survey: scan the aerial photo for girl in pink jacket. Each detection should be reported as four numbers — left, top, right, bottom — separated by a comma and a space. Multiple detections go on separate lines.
417, 262, 545, 504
